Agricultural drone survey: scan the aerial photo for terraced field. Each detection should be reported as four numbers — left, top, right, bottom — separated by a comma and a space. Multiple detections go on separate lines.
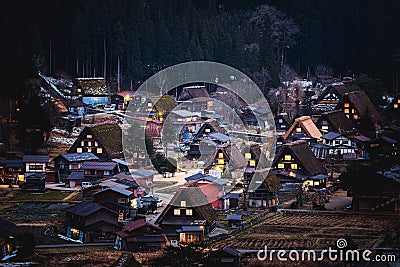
227, 211, 397, 250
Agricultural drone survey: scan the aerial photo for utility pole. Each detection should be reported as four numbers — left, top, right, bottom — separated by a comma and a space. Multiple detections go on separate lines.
49, 38, 52, 74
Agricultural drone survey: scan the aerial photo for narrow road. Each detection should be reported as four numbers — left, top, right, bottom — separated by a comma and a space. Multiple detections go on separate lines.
35, 243, 113, 249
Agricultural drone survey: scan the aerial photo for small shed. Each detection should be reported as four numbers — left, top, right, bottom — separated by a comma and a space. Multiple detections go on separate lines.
226, 214, 242, 227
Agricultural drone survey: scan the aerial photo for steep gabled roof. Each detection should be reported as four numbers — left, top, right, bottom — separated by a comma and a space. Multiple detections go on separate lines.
60, 152, 99, 162
317, 83, 360, 102
90, 124, 123, 158
52, 99, 68, 113
218, 144, 247, 169
66, 201, 115, 217
341, 90, 381, 123
274, 140, 326, 176
178, 86, 210, 101
284, 116, 322, 140
319, 110, 354, 132
23, 155, 49, 163
155, 186, 217, 225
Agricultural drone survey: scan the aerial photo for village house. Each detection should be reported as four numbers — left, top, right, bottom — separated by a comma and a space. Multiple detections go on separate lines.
320, 132, 356, 159
177, 85, 211, 112
76, 77, 110, 107
80, 161, 118, 179
114, 220, 168, 252
353, 135, 372, 159
155, 185, 217, 243
23, 155, 49, 180
336, 90, 381, 126
67, 171, 85, 189
65, 98, 87, 116
313, 82, 359, 112
130, 169, 156, 195
68, 123, 123, 160
283, 116, 322, 141
315, 110, 355, 134
272, 140, 328, 189
54, 152, 99, 182
46, 99, 69, 126
0, 159, 24, 185
65, 201, 121, 242
169, 109, 198, 123
195, 118, 227, 138
209, 246, 241, 267
275, 113, 291, 133
247, 170, 281, 208
24, 173, 46, 192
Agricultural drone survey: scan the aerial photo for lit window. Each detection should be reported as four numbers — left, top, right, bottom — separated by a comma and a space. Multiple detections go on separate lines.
344, 103, 350, 108
77, 147, 82, 153
88, 141, 92, 146
148, 102, 152, 107
345, 115, 350, 118
351, 109, 355, 114
94, 141, 98, 147
296, 127, 302, 133
284, 155, 292, 161
87, 134, 92, 139
322, 125, 329, 130
344, 109, 349, 114
394, 104, 399, 109
398, 99, 400, 104
59, 164, 65, 169
218, 159, 224, 165
278, 163, 284, 169
69, 164, 74, 170
249, 160, 256, 167
291, 163, 298, 169
185, 209, 193, 216
245, 153, 252, 159
278, 119, 283, 123
180, 201, 186, 207
353, 114, 359, 120
77, 88, 82, 93
97, 148, 103, 153
174, 209, 180, 216
205, 128, 210, 133
81, 141, 85, 146
218, 153, 224, 159
87, 148, 92, 152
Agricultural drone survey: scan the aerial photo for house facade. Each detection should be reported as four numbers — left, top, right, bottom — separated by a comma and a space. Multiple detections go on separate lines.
54, 152, 99, 182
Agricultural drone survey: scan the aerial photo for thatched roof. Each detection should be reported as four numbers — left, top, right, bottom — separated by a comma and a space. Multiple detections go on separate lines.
90, 124, 123, 158
155, 186, 217, 225
76, 77, 108, 95
178, 86, 210, 101
274, 140, 326, 176
284, 116, 322, 140
342, 90, 381, 123
319, 110, 354, 133
218, 144, 247, 170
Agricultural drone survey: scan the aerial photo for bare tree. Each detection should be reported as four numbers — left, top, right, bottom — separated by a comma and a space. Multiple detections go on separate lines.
314, 64, 334, 80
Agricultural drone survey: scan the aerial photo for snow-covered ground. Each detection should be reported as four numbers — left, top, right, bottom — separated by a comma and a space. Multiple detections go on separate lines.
39, 71, 74, 100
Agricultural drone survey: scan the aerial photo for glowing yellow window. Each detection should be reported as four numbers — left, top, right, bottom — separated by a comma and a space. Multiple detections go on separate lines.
218, 153, 224, 159
249, 160, 256, 167
296, 127, 302, 133
87, 148, 92, 152
87, 134, 92, 139
398, 99, 400, 104
344, 103, 350, 108
77, 88, 82, 93
185, 209, 193, 216
245, 153, 252, 159
97, 148, 103, 153
284, 155, 292, 161
205, 128, 210, 133
180, 201, 186, 207
278, 163, 284, 169
218, 159, 225, 165
351, 109, 355, 113
353, 114, 359, 120
394, 104, 399, 109
174, 209, 180, 215
344, 109, 349, 114
291, 163, 298, 169
77, 147, 82, 153
322, 125, 329, 130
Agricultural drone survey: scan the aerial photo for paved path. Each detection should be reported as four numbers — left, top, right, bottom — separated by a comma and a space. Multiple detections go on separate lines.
325, 189, 352, 211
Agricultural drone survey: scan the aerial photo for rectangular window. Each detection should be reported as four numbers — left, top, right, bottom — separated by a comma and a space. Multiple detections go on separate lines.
185, 209, 193, 216
278, 119, 283, 123
249, 160, 256, 167
118, 198, 125, 204
296, 127, 302, 133
96, 148, 103, 153
344, 109, 350, 114
394, 104, 398, 109
69, 164, 74, 170
278, 163, 284, 169
344, 103, 350, 108
217, 159, 224, 165
87, 148, 92, 152
180, 201, 186, 207
174, 209, 180, 216
88, 141, 92, 146
218, 153, 224, 159
59, 164, 65, 169
94, 141, 98, 147
398, 99, 400, 104
205, 128, 210, 133
284, 155, 292, 161
351, 109, 355, 114
87, 134, 92, 139
28, 164, 43, 171
322, 125, 329, 131
104, 170, 111, 175
81, 141, 85, 146
291, 163, 298, 169
77, 147, 82, 153
245, 153, 252, 159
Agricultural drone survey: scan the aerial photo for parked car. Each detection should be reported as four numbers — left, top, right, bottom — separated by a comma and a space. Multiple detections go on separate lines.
104, 104, 116, 111
82, 181, 93, 189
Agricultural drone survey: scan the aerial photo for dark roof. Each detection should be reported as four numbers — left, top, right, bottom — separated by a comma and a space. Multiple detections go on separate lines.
226, 214, 242, 221
321, 132, 342, 140
60, 152, 99, 162
185, 173, 205, 181
123, 219, 162, 232
0, 218, 16, 233
220, 246, 241, 257
342, 90, 381, 123
317, 83, 360, 102
80, 161, 117, 171
131, 169, 157, 178
218, 144, 247, 170
67, 98, 87, 107
67, 171, 85, 180
0, 159, 23, 168
185, 174, 227, 185
94, 186, 134, 197
274, 140, 327, 176
319, 110, 354, 132
23, 155, 49, 163
197, 119, 226, 135
66, 201, 112, 217
208, 132, 231, 143
381, 136, 398, 144
178, 86, 210, 101
88, 124, 123, 158
171, 110, 196, 118
114, 178, 139, 189
155, 186, 217, 225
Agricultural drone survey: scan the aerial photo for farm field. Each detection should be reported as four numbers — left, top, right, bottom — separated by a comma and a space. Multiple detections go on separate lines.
225, 211, 398, 250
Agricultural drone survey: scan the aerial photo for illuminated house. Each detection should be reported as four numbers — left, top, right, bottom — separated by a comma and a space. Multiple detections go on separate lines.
0, 159, 24, 185
68, 124, 123, 160
314, 83, 358, 112
177, 85, 211, 112
272, 140, 328, 189
195, 119, 226, 138
23, 155, 49, 179
336, 90, 381, 125
65, 201, 121, 243
155, 186, 217, 243
320, 132, 356, 159
76, 77, 109, 107
205, 144, 247, 179
284, 116, 322, 141
275, 113, 291, 132
315, 110, 355, 134
54, 152, 99, 182
114, 220, 168, 251
247, 169, 281, 208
